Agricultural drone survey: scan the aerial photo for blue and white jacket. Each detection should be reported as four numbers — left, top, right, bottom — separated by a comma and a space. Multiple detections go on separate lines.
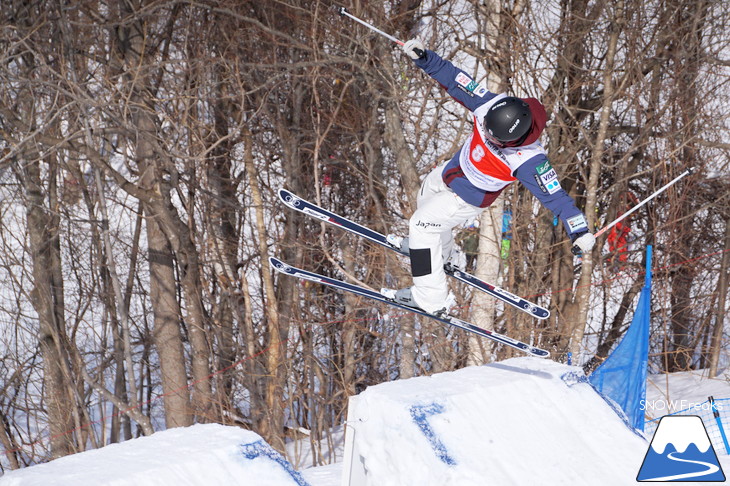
413, 50, 589, 238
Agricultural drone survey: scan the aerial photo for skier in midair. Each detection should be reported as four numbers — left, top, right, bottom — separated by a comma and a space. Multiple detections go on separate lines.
388, 40, 596, 315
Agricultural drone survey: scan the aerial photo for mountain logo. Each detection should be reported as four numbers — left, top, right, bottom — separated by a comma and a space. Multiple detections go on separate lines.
637, 415, 726, 482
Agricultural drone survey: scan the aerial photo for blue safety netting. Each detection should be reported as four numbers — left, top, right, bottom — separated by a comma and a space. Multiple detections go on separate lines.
589, 246, 652, 431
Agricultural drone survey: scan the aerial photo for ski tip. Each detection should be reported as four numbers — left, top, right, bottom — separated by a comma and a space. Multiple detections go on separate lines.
268, 256, 285, 271
269, 256, 296, 275
278, 188, 300, 208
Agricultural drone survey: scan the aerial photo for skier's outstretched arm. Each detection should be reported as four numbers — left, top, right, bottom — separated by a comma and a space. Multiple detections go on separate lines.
514, 155, 595, 251
402, 39, 496, 112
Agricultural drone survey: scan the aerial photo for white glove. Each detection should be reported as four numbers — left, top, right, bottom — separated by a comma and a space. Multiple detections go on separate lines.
571, 232, 596, 255
403, 39, 426, 60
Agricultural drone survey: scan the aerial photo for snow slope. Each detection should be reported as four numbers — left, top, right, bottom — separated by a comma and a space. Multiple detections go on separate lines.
342, 357, 648, 485
0, 424, 313, 486
5, 359, 730, 486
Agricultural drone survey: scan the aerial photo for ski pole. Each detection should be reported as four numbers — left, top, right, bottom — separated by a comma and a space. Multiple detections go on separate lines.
594, 166, 695, 238
338, 6, 425, 57
709, 396, 730, 454
338, 7, 403, 45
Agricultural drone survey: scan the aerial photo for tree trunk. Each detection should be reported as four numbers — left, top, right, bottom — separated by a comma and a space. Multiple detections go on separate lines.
110, 0, 200, 428
384, 101, 421, 213
243, 125, 286, 451
708, 220, 730, 377
384, 100, 420, 377
20, 159, 76, 457
468, 0, 515, 365
565, 0, 625, 360
469, 201, 503, 365
141, 181, 193, 427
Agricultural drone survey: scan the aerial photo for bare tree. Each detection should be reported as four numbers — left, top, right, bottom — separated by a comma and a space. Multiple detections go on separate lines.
0, 0, 728, 472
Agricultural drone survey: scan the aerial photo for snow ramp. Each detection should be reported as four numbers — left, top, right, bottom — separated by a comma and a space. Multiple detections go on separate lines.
342, 357, 649, 486
0, 424, 312, 486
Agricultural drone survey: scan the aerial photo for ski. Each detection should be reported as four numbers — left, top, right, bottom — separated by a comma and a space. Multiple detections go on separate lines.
278, 188, 549, 319
270, 257, 549, 357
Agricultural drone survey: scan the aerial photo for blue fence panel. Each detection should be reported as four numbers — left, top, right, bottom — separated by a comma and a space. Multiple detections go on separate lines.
589, 246, 652, 431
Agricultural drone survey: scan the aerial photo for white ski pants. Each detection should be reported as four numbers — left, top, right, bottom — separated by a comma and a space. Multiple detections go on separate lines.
408, 165, 485, 313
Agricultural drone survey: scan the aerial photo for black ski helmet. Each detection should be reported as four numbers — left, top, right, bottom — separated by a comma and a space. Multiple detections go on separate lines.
483, 97, 533, 145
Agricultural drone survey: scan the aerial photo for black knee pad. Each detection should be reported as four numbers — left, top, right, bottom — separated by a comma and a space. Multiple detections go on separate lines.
409, 248, 432, 277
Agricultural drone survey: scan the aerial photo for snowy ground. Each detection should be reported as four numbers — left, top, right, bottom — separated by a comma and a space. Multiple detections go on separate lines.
3, 359, 730, 486
646, 368, 730, 419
